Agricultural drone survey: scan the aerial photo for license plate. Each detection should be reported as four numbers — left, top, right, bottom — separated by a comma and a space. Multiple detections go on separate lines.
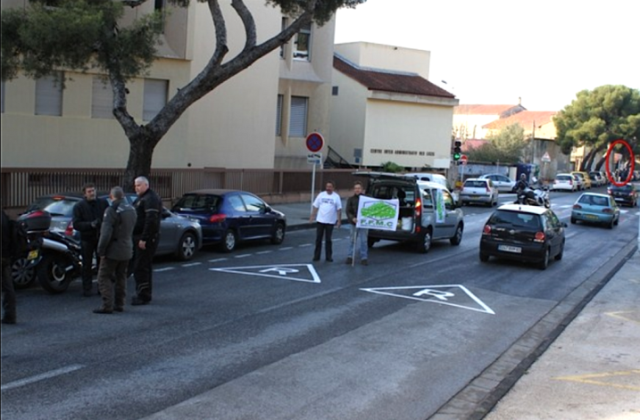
471, 195, 479, 198
586, 214, 599, 220
498, 245, 521, 253
614, 197, 623, 201
27, 250, 39, 260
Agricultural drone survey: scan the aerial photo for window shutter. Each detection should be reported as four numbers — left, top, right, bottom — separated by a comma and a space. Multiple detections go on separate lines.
91, 77, 114, 119
35, 74, 63, 116
289, 96, 308, 137
143, 79, 168, 121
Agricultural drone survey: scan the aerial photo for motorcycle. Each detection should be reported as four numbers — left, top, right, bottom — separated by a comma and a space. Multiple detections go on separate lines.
11, 210, 51, 290
37, 230, 91, 294
515, 186, 550, 208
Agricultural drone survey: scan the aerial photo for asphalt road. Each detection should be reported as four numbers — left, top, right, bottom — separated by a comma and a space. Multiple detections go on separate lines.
2, 187, 638, 420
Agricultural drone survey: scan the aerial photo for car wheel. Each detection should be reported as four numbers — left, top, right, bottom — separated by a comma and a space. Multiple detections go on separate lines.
608, 218, 615, 229
220, 230, 237, 253
416, 228, 432, 254
479, 251, 490, 262
614, 216, 619, 226
37, 254, 74, 294
176, 232, 197, 261
538, 248, 550, 270
555, 240, 564, 261
270, 223, 285, 245
450, 224, 463, 246
11, 257, 37, 289
570, 217, 576, 224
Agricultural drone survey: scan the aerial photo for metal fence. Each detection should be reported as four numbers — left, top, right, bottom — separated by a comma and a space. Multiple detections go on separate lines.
1, 167, 365, 209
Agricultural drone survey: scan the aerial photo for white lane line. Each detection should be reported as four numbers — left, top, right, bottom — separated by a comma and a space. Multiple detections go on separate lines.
298, 243, 312, 247
1, 365, 84, 391
256, 251, 272, 255
209, 258, 228, 263
279, 247, 293, 251
234, 254, 252, 258
182, 262, 201, 267
154, 267, 175, 272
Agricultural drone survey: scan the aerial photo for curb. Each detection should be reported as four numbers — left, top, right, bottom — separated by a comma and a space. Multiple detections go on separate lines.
429, 238, 639, 420
286, 218, 350, 232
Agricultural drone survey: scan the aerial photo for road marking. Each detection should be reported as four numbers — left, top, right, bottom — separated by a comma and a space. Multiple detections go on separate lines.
234, 254, 252, 258
1, 365, 84, 391
606, 310, 640, 325
154, 267, 175, 272
211, 264, 321, 283
279, 247, 293, 251
361, 284, 494, 314
209, 258, 228, 263
554, 370, 640, 391
298, 243, 312, 247
256, 251, 272, 255
182, 262, 201, 267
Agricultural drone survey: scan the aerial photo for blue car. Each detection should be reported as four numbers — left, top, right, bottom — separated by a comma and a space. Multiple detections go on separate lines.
571, 193, 620, 228
171, 189, 286, 252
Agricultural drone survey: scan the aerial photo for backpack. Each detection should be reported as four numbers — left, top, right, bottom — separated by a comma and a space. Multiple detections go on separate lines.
9, 219, 29, 258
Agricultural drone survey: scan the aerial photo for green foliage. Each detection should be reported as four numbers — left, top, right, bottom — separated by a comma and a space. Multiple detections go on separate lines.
554, 85, 640, 155
466, 124, 526, 164
381, 161, 404, 173
269, 0, 366, 25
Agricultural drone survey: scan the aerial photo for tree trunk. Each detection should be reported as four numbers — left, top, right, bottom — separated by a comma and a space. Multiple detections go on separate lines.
579, 148, 596, 171
124, 133, 157, 192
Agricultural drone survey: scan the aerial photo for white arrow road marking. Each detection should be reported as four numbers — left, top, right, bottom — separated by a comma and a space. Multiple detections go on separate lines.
260, 267, 299, 276
413, 289, 455, 301
211, 264, 321, 283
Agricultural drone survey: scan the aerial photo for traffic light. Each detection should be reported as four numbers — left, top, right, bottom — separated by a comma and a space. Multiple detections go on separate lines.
453, 140, 462, 161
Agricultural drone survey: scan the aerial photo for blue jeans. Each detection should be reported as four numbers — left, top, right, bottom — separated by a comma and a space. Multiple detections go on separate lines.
347, 225, 368, 261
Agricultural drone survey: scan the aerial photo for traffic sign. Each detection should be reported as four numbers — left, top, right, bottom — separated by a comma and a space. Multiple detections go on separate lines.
541, 152, 551, 162
307, 153, 322, 164
306, 132, 324, 152
460, 155, 468, 165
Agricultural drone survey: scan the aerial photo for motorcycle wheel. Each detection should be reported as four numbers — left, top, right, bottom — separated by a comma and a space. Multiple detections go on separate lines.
11, 257, 37, 289
37, 254, 75, 294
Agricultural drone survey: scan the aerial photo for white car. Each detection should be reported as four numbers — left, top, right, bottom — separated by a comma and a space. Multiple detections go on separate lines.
552, 173, 578, 192
460, 178, 499, 206
478, 173, 516, 193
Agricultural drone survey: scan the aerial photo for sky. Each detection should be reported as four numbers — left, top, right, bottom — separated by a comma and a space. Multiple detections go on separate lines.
334, 0, 640, 111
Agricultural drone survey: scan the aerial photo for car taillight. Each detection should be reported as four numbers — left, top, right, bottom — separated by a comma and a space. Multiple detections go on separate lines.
486, 185, 491, 193
482, 225, 491, 235
209, 214, 227, 223
65, 221, 75, 237
534, 232, 545, 242
414, 199, 422, 232
607, 189, 612, 195
573, 204, 582, 210
569, 180, 572, 185
602, 208, 613, 213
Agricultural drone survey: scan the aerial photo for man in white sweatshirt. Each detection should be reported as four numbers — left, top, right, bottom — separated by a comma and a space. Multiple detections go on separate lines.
309, 181, 342, 262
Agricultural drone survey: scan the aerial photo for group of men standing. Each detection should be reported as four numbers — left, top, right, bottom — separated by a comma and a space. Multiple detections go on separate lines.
309, 180, 368, 266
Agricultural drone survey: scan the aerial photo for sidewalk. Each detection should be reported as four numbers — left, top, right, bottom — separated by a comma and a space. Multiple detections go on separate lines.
275, 200, 640, 419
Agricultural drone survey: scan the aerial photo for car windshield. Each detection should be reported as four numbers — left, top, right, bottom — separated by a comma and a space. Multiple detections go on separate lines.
489, 210, 540, 229
173, 194, 221, 211
464, 180, 487, 188
27, 197, 77, 216
610, 185, 633, 191
556, 175, 571, 181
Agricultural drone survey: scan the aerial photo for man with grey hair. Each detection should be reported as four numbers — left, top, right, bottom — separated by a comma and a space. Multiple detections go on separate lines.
130, 176, 162, 305
93, 186, 137, 314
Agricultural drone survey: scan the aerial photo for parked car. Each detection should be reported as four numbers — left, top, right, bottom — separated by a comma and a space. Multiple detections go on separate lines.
571, 171, 591, 190
607, 183, 638, 207
26, 192, 203, 260
459, 178, 499, 206
479, 204, 566, 270
354, 171, 464, 253
589, 171, 606, 187
478, 173, 516, 193
571, 193, 620, 228
552, 173, 578, 192
171, 189, 286, 252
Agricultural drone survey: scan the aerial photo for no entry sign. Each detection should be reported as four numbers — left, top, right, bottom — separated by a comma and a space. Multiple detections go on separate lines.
306, 132, 324, 153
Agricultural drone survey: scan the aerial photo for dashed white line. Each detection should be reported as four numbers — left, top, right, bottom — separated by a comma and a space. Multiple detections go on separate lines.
209, 258, 228, 263
298, 243, 312, 247
182, 262, 201, 267
234, 254, 252, 258
256, 251, 272, 255
1, 365, 84, 391
279, 247, 293, 251
154, 267, 175, 272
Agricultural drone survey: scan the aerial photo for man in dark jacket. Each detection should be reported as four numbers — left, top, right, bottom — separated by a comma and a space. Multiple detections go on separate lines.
93, 187, 137, 314
131, 176, 162, 305
2, 209, 17, 324
345, 181, 368, 266
72, 183, 109, 297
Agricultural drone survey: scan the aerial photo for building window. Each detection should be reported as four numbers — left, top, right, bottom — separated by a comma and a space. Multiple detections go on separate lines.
293, 23, 311, 61
35, 73, 63, 116
332, 86, 339, 96
280, 17, 287, 59
143, 78, 168, 122
289, 96, 308, 137
276, 94, 283, 136
91, 77, 114, 119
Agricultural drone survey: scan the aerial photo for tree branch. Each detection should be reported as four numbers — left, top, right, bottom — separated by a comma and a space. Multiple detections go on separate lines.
231, 0, 256, 52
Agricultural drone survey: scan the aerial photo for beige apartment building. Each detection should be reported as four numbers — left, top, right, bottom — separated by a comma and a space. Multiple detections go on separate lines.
1, 0, 335, 170
330, 42, 458, 169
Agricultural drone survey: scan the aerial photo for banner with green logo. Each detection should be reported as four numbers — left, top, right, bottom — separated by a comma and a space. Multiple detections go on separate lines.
435, 188, 445, 223
356, 196, 400, 231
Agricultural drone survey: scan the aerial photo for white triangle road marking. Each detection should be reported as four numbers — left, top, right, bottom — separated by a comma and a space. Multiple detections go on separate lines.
210, 264, 321, 283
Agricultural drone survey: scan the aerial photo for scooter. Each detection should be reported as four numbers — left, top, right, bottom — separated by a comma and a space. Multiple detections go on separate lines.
11, 210, 51, 290
515, 186, 550, 208
37, 230, 89, 294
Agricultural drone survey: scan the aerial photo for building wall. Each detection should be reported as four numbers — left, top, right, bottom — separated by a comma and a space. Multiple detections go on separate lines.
363, 99, 453, 169
334, 42, 431, 80
453, 114, 501, 140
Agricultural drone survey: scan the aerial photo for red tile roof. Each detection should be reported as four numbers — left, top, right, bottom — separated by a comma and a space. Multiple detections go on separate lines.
333, 55, 455, 99
482, 111, 557, 129
454, 104, 525, 115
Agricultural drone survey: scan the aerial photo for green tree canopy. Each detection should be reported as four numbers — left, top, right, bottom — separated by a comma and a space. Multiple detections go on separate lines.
466, 123, 526, 164
554, 85, 640, 170
1, 0, 365, 186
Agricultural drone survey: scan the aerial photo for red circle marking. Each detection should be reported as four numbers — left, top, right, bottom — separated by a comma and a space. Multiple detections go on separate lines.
604, 139, 635, 187
306, 133, 324, 153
